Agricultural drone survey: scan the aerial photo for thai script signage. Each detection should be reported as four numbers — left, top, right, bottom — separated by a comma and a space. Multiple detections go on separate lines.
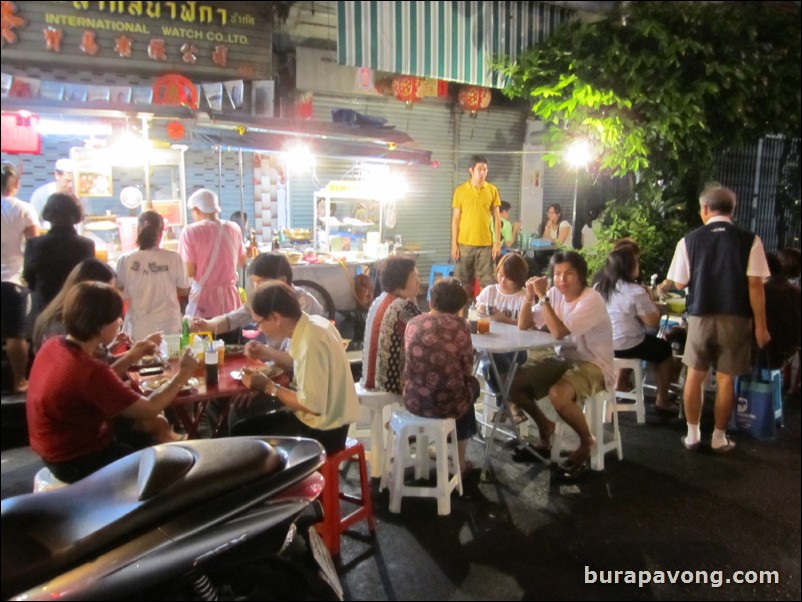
1, 1, 270, 79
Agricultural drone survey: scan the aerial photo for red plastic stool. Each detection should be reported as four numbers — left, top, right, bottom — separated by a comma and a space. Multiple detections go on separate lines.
317, 438, 376, 556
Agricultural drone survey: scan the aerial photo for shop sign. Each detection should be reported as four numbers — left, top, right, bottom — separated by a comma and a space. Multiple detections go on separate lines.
1, 1, 270, 79
0, 112, 40, 154
71, 147, 113, 197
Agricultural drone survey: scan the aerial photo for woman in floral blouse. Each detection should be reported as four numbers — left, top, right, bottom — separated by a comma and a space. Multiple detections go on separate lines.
403, 278, 479, 474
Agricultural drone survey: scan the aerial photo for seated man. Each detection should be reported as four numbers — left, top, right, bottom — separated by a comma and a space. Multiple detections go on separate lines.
510, 251, 614, 478
191, 252, 323, 371
238, 282, 360, 454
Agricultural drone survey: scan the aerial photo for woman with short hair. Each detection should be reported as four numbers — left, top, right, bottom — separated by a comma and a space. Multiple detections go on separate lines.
24, 193, 95, 329
361, 256, 421, 394
403, 278, 479, 474
26, 281, 199, 483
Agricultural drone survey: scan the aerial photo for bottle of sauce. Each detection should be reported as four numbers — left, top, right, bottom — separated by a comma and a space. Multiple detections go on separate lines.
205, 342, 219, 386
249, 229, 259, 258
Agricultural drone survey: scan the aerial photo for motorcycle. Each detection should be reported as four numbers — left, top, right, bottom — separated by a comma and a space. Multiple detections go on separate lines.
1, 437, 343, 601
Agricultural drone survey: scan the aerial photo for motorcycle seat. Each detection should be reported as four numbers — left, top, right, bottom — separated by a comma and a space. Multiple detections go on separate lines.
1, 438, 286, 596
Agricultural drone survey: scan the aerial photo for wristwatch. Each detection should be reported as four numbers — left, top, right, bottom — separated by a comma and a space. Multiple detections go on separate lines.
265, 380, 280, 396
540, 295, 551, 306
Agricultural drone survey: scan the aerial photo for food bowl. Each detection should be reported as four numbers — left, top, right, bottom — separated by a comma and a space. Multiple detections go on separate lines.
283, 228, 312, 242
284, 250, 304, 264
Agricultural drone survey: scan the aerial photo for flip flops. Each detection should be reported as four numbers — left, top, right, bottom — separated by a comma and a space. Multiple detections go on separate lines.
712, 437, 736, 454
681, 436, 700, 451
558, 458, 589, 479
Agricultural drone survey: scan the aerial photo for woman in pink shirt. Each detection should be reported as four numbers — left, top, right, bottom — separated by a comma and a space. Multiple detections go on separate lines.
179, 189, 246, 319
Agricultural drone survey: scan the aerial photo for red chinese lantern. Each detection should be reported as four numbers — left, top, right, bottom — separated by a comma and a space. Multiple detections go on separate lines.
166, 120, 185, 139
392, 75, 423, 105
458, 85, 492, 116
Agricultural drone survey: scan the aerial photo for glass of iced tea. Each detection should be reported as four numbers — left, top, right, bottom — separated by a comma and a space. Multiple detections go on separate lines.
477, 318, 490, 334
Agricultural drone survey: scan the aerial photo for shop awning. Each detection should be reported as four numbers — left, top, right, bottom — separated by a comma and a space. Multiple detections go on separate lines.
337, 1, 575, 88
0, 98, 433, 165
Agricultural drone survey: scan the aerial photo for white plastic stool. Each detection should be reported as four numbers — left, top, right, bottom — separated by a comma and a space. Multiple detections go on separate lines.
607, 357, 646, 424
379, 410, 463, 515
551, 389, 623, 471
33, 467, 67, 492
354, 384, 402, 478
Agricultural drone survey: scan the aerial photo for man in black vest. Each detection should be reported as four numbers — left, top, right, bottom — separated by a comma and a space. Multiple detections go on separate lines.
663, 186, 770, 453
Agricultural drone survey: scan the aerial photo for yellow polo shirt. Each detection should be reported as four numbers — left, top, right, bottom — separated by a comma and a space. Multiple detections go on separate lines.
452, 179, 501, 246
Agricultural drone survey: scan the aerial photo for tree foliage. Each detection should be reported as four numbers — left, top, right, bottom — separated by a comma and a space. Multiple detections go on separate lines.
497, 1, 801, 206
497, 1, 800, 276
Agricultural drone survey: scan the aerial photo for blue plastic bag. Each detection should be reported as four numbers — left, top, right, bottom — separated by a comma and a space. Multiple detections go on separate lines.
730, 352, 783, 439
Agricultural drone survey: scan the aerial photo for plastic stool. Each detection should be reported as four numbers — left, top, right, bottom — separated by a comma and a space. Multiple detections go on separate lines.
551, 389, 623, 471
607, 358, 646, 424
354, 384, 402, 478
379, 410, 463, 516
427, 263, 454, 297
33, 467, 67, 492
317, 438, 376, 556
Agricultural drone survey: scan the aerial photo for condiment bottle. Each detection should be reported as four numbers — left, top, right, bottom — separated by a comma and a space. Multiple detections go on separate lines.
205, 343, 219, 386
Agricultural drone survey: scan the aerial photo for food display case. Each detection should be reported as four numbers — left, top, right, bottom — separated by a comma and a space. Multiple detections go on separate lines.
313, 180, 386, 255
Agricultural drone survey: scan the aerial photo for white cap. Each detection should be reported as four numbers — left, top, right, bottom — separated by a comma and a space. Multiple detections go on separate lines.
54, 158, 73, 173
187, 188, 221, 214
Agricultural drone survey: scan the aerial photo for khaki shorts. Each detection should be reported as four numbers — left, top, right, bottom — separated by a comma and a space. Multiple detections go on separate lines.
455, 244, 496, 289
683, 315, 753, 375
515, 355, 605, 402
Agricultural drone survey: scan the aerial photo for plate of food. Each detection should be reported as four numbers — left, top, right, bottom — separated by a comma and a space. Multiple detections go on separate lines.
230, 364, 284, 381
224, 344, 246, 357
132, 355, 166, 370
141, 376, 199, 393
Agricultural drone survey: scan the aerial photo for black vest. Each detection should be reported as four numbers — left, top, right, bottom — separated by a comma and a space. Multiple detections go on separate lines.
685, 220, 755, 317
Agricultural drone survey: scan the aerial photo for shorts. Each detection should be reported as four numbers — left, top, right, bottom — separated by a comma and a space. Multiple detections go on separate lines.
683, 315, 752, 375
615, 334, 672, 364
455, 406, 478, 441
0, 282, 31, 339
454, 244, 495, 288
516, 355, 605, 402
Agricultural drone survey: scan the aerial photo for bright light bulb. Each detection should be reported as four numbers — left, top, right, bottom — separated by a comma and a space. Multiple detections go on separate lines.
284, 145, 315, 173
566, 139, 592, 168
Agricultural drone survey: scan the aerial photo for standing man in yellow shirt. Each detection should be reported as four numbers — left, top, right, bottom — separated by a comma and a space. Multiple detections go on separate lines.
451, 155, 502, 297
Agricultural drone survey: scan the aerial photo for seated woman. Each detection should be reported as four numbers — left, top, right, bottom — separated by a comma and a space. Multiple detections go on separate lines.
540, 203, 573, 248
361, 256, 421, 393
238, 282, 360, 454
33, 258, 180, 444
476, 253, 530, 422
192, 252, 324, 372
596, 245, 676, 413
403, 278, 479, 475
26, 282, 199, 483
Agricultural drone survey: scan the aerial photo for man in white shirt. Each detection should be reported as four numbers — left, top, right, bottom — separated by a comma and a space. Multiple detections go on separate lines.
662, 186, 770, 453
30, 159, 76, 228
511, 251, 614, 478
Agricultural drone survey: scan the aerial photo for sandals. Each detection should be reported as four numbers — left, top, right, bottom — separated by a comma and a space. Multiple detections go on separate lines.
712, 437, 736, 454
681, 436, 700, 451
558, 457, 589, 479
